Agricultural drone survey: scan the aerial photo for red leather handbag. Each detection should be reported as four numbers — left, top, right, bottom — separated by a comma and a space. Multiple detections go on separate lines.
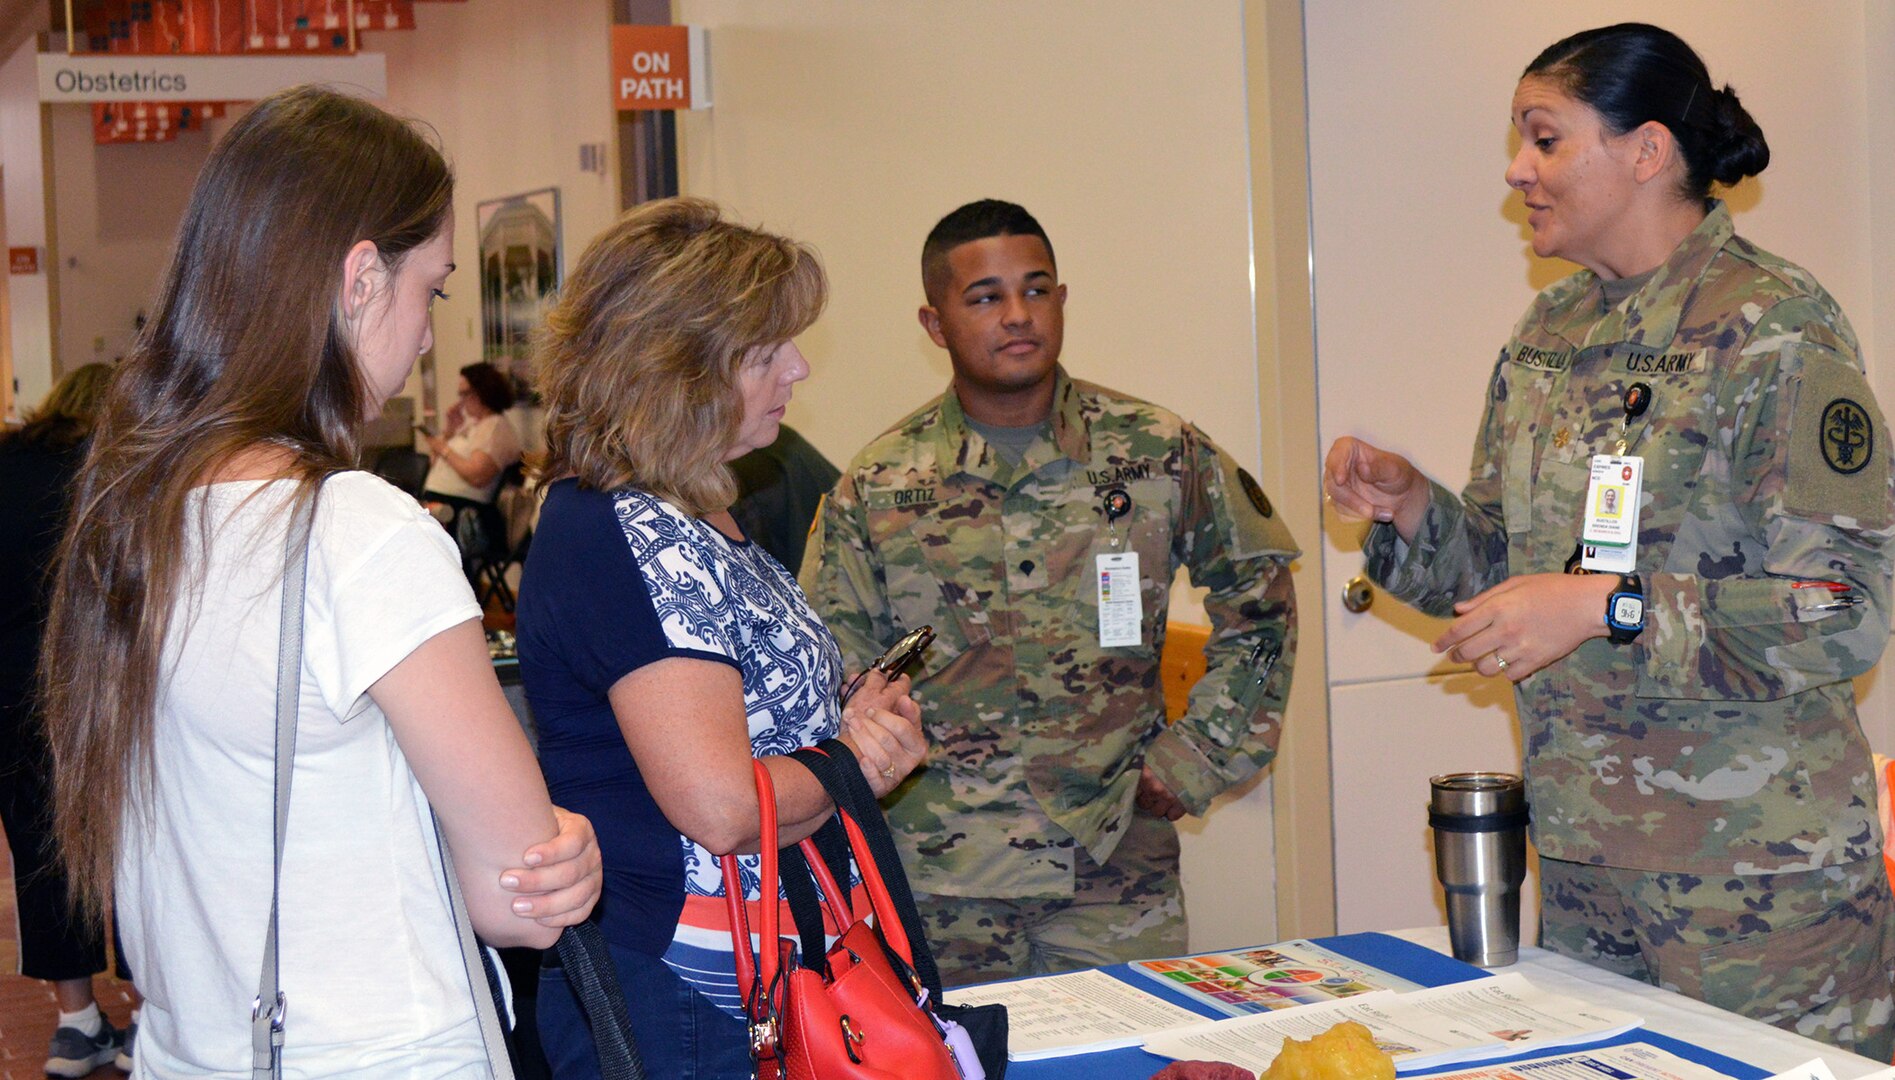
722, 759, 961, 1080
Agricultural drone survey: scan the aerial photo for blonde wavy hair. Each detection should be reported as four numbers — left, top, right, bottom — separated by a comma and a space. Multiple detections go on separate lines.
536, 197, 827, 514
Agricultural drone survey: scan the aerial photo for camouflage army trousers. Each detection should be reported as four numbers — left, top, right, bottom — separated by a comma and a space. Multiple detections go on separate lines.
915, 810, 1189, 988
1539, 855, 1895, 1061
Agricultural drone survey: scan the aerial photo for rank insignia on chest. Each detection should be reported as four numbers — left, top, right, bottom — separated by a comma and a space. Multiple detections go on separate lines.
1553, 429, 1571, 450
1822, 398, 1873, 475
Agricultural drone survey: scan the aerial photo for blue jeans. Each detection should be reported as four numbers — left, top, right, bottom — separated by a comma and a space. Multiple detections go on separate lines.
537, 940, 752, 1080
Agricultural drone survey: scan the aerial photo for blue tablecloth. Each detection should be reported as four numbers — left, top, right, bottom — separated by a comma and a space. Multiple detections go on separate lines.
1010, 933, 1768, 1080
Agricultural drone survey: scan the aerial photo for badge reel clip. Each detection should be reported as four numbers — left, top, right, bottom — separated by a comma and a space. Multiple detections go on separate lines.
841, 625, 935, 704
1102, 487, 1132, 548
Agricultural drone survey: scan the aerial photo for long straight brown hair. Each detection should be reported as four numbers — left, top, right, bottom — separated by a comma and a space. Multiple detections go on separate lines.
41, 85, 452, 922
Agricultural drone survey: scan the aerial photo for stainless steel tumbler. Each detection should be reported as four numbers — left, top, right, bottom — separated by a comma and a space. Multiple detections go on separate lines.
1429, 772, 1528, 968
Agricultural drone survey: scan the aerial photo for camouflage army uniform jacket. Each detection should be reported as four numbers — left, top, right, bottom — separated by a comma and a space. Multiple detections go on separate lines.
802, 369, 1298, 899
1366, 203, 1894, 875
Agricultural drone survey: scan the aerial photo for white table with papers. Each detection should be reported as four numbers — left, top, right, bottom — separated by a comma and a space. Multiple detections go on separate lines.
960, 927, 1892, 1080
1389, 927, 1890, 1080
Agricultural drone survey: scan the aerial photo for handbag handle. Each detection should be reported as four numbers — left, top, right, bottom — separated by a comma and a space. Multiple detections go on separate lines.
724, 755, 923, 1011
790, 741, 942, 998
724, 759, 783, 1033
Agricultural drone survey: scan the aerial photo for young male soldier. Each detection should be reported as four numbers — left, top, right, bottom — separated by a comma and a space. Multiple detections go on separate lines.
800, 199, 1298, 985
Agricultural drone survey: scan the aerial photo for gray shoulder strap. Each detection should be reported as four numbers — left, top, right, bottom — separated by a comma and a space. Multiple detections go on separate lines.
249, 483, 516, 1079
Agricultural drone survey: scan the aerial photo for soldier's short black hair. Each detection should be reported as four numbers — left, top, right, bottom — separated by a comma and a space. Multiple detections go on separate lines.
921, 199, 1056, 302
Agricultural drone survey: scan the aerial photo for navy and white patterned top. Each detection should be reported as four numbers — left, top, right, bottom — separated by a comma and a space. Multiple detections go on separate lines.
518, 479, 847, 1013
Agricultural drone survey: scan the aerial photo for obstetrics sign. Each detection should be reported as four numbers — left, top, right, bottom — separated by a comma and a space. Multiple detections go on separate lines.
38, 52, 386, 103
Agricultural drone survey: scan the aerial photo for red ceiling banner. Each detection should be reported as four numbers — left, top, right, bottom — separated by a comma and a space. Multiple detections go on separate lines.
78, 0, 425, 143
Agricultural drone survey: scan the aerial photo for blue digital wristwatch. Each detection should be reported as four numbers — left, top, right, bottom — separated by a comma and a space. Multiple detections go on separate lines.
1605, 573, 1645, 645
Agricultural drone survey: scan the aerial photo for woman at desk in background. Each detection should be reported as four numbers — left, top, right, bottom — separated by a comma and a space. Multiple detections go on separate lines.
40, 85, 600, 1076
518, 197, 927, 1079
423, 360, 523, 511
1324, 23, 1895, 1057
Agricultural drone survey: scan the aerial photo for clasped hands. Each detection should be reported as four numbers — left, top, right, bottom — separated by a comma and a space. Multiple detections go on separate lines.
1324, 436, 1613, 683
837, 669, 928, 798
501, 806, 603, 927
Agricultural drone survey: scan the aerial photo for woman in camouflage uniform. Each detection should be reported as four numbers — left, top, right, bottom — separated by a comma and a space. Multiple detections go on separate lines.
1326, 23, 1895, 1058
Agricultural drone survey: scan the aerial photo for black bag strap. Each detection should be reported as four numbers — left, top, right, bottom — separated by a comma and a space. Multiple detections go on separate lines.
807, 812, 853, 904
778, 843, 829, 973
552, 921, 648, 1080
789, 741, 944, 1000
779, 806, 860, 973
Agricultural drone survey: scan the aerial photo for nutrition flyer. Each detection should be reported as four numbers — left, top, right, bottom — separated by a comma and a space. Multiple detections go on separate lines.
1132, 940, 1421, 1017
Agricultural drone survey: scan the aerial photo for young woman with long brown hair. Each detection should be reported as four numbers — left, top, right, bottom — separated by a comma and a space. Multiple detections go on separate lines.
41, 86, 600, 1077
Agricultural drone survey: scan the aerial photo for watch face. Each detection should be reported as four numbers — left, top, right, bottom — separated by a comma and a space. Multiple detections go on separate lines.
1610, 594, 1645, 627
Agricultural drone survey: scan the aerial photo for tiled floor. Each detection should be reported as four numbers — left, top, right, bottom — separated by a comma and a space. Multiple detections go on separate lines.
0, 837, 136, 1080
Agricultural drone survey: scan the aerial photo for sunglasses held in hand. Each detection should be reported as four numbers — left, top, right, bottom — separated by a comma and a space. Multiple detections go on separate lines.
840, 625, 935, 704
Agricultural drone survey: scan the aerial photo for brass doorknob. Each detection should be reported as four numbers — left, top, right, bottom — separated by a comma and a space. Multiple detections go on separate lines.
1342, 574, 1374, 613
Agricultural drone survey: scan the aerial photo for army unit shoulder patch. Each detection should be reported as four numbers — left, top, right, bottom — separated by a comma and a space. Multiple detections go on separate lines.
1238, 467, 1273, 518
1785, 358, 1893, 529
1819, 397, 1873, 475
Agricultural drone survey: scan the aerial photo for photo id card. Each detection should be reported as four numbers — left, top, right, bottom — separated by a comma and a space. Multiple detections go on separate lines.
1095, 551, 1143, 648
1579, 454, 1642, 573
1581, 455, 1643, 547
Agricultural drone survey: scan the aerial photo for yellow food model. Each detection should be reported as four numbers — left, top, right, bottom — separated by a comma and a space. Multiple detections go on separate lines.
1260, 1021, 1397, 1080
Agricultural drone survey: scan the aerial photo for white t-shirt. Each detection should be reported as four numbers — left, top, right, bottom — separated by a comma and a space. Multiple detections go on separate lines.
422, 412, 522, 503
118, 472, 488, 1079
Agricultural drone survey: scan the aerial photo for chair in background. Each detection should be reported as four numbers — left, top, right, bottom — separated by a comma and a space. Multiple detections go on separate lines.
1160, 623, 1211, 723
371, 446, 431, 499
468, 461, 536, 614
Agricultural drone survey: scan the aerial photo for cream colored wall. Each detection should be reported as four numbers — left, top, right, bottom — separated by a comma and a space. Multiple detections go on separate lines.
673, 0, 1295, 951
360, 0, 622, 435
47, 104, 210, 369
1, 39, 53, 416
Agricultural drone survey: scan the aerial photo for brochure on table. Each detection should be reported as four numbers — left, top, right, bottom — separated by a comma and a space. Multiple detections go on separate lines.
1143, 972, 1640, 1074
1131, 939, 1421, 1017
943, 968, 1208, 1061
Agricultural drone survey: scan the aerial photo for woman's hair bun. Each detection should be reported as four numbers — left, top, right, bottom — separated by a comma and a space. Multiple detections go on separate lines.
1704, 84, 1769, 186
1525, 24, 1771, 200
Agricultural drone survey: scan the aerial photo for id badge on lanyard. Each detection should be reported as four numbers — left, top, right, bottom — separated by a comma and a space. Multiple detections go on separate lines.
1577, 382, 1651, 574
1095, 486, 1143, 648
1579, 455, 1642, 572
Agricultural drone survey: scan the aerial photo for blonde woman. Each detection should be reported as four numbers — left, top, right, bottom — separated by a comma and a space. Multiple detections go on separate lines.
521, 198, 927, 1079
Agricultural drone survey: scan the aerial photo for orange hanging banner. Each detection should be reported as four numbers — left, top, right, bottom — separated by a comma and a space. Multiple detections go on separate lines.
610, 25, 708, 111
